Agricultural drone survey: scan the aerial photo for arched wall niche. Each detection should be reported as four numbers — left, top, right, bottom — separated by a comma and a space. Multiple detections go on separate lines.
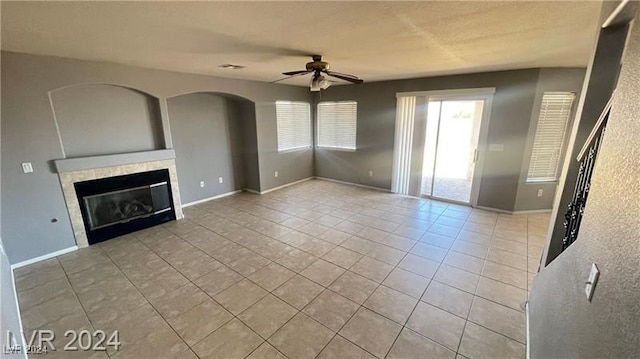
50, 84, 165, 158
166, 92, 260, 204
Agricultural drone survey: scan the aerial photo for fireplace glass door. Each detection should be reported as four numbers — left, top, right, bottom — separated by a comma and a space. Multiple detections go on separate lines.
83, 182, 171, 230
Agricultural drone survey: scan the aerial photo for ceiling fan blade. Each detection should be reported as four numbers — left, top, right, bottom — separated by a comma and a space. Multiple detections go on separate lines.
325, 71, 364, 84
271, 71, 312, 83
325, 70, 358, 79
282, 70, 312, 76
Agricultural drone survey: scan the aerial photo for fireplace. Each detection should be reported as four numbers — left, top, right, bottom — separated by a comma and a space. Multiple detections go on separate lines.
74, 169, 176, 244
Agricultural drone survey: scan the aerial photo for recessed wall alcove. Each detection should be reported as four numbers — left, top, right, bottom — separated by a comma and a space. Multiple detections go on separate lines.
167, 92, 259, 205
50, 84, 165, 157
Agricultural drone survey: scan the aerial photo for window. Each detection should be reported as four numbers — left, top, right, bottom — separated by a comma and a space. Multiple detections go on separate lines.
527, 92, 576, 182
317, 101, 357, 150
276, 101, 311, 151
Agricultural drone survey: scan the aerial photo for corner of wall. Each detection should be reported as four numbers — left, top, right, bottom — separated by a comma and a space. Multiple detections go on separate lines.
0, 238, 27, 358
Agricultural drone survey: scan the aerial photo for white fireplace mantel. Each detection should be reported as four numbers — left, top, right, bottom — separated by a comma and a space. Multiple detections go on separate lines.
54, 149, 176, 173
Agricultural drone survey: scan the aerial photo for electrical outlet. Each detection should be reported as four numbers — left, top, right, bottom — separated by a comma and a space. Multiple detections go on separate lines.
537, 189, 543, 197
200, 181, 205, 188
274, 171, 278, 178
369, 170, 374, 177
218, 177, 223, 184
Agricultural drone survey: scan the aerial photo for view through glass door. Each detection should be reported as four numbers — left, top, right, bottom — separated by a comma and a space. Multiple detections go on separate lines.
421, 99, 485, 204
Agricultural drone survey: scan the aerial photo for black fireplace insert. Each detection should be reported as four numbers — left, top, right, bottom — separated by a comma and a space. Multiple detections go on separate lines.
75, 169, 176, 244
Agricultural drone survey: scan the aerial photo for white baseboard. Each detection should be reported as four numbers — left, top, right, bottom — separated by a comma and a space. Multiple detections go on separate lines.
181, 190, 242, 208
475, 205, 552, 215
474, 206, 515, 214
313, 176, 391, 192
259, 177, 314, 194
10, 245, 78, 270
514, 209, 553, 215
242, 177, 388, 196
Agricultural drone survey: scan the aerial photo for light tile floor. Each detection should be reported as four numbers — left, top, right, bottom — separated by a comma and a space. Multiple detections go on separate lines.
15, 179, 549, 359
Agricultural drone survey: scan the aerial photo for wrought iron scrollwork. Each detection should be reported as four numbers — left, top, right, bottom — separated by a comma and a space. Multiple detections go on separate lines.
562, 110, 609, 251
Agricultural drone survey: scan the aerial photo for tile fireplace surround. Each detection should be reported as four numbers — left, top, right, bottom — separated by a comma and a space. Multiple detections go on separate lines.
55, 150, 184, 248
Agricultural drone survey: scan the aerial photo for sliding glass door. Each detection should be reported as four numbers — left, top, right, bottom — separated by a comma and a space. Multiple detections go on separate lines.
421, 99, 486, 204
392, 88, 493, 205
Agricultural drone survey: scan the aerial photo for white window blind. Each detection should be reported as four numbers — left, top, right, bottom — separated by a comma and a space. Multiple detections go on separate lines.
276, 101, 311, 151
317, 101, 357, 150
527, 92, 576, 182
392, 96, 416, 195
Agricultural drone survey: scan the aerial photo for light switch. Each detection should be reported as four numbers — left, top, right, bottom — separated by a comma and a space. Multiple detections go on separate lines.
585, 263, 600, 301
21, 162, 33, 173
274, 171, 278, 178
218, 177, 223, 184
537, 189, 544, 197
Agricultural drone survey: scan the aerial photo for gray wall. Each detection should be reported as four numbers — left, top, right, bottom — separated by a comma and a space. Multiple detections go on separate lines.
529, 4, 640, 357
1, 51, 311, 264
315, 68, 584, 212
255, 103, 314, 190
1, 48, 26, 357
1, 52, 76, 264
50, 84, 164, 157
513, 68, 586, 212
167, 93, 253, 204
237, 101, 261, 192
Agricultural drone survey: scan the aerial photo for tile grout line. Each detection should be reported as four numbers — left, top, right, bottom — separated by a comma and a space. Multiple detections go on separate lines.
184, 190, 529, 357
97, 238, 204, 358
221, 195, 438, 357
20, 181, 542, 359
131, 232, 293, 356
159, 214, 379, 358
55, 256, 117, 358
310, 201, 468, 358
262, 187, 536, 347
390, 207, 473, 358
308, 236, 418, 358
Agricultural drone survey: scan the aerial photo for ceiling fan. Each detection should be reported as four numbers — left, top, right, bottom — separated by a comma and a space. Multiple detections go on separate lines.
276, 55, 364, 91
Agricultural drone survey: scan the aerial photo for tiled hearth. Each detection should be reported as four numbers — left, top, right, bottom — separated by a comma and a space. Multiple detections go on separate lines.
57, 158, 184, 248
15, 180, 548, 359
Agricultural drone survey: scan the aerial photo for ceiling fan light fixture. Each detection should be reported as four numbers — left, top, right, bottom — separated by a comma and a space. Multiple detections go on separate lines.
218, 64, 245, 70
310, 75, 331, 92
278, 55, 361, 88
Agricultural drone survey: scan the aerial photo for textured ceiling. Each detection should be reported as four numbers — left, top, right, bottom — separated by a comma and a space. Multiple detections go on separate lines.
1, 1, 601, 86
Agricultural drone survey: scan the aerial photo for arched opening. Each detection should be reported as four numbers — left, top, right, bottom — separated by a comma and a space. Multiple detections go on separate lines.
166, 92, 259, 204
50, 84, 164, 157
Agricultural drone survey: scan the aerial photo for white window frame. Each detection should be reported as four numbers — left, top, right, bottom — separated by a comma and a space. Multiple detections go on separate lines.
526, 92, 576, 183
316, 101, 357, 151
276, 101, 312, 152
